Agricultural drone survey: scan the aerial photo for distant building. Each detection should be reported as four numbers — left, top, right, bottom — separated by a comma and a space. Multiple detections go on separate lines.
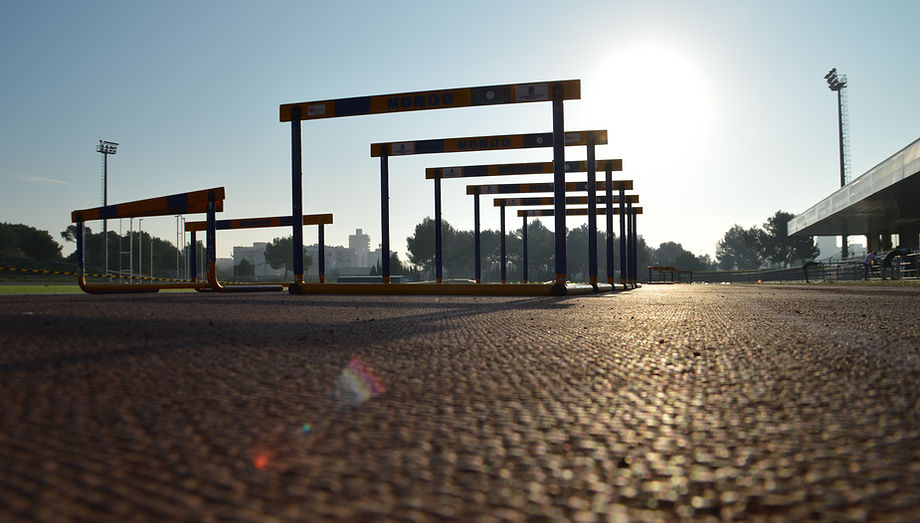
370, 246, 384, 270
229, 229, 377, 281
232, 242, 280, 277
304, 244, 357, 279
348, 228, 371, 267
815, 236, 838, 260
369, 245, 399, 272
816, 236, 866, 262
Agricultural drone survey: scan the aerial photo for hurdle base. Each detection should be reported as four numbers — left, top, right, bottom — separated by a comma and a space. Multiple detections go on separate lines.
77, 275, 209, 294
291, 281, 605, 296
557, 282, 599, 296
200, 284, 285, 293
80, 286, 160, 295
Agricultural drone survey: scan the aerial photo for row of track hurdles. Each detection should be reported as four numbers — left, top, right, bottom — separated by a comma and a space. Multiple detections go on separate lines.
72, 188, 334, 294
72, 80, 642, 296
71, 188, 607, 296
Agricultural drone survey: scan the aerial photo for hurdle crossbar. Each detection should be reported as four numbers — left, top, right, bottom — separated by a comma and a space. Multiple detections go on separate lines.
71, 188, 225, 222
427, 159, 622, 180
493, 195, 639, 207
467, 181, 633, 195
371, 130, 607, 157
517, 207, 644, 217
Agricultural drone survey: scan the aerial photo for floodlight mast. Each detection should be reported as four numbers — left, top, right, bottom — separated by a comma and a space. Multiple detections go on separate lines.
96, 140, 118, 276
824, 69, 849, 188
824, 69, 850, 259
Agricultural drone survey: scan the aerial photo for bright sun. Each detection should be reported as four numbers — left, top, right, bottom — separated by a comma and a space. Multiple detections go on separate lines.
588, 41, 713, 163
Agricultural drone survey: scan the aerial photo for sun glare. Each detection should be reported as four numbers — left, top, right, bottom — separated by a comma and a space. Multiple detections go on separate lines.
589, 41, 713, 163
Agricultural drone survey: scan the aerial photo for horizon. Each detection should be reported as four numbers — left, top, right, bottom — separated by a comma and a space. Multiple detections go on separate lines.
2, 1, 918, 261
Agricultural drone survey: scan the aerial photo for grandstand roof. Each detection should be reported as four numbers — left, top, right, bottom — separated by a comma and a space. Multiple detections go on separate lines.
789, 138, 920, 236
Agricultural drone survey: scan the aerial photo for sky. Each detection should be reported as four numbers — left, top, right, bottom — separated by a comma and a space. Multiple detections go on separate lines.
2, 1, 918, 262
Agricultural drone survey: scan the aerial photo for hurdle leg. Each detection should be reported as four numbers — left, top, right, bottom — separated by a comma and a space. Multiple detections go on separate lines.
206, 190, 226, 291
628, 203, 637, 287
551, 82, 567, 291
619, 186, 627, 289
319, 224, 326, 283
189, 230, 197, 282
500, 202, 506, 284
380, 146, 390, 284
76, 219, 89, 293
435, 175, 443, 283
587, 134, 598, 288
474, 191, 481, 283
631, 211, 639, 287
290, 105, 304, 292
626, 201, 633, 287
605, 164, 614, 285
522, 215, 529, 283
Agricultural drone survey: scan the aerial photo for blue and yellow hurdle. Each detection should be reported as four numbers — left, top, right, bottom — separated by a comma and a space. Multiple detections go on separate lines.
71, 188, 225, 294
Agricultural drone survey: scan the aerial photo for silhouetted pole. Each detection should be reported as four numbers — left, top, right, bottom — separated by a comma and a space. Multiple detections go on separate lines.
96, 140, 118, 275
825, 68, 850, 258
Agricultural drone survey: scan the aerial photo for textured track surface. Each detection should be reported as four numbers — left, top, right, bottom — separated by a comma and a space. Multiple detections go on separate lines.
1, 284, 919, 521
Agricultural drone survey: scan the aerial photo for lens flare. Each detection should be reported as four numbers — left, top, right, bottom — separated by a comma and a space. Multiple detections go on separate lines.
253, 452, 271, 470
332, 356, 386, 407
302, 356, 385, 437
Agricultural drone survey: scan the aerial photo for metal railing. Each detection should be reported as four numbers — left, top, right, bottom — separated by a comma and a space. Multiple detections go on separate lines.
695, 254, 919, 284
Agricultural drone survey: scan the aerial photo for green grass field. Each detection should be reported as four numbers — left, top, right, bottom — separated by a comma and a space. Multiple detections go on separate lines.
0, 283, 202, 295
0, 284, 83, 295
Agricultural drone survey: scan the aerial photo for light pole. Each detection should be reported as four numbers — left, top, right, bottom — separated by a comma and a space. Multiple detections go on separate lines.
96, 140, 118, 275
824, 68, 850, 258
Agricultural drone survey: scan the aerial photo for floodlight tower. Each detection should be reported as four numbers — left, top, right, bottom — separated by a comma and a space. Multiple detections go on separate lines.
97, 140, 118, 274
824, 69, 850, 187
824, 68, 850, 258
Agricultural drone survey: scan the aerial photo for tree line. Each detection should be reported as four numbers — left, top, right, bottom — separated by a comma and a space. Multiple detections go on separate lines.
403, 217, 715, 283
0, 222, 192, 280
0, 209, 821, 283
401, 209, 818, 282
715, 211, 818, 270
0, 222, 62, 262
60, 224, 195, 278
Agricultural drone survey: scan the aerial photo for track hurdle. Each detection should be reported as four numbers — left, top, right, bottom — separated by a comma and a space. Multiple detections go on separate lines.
374, 130, 607, 284
466, 180, 633, 286
517, 207, 643, 288
429, 159, 623, 285
71, 188, 225, 293
494, 194, 639, 285
184, 213, 333, 292
281, 80, 581, 294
